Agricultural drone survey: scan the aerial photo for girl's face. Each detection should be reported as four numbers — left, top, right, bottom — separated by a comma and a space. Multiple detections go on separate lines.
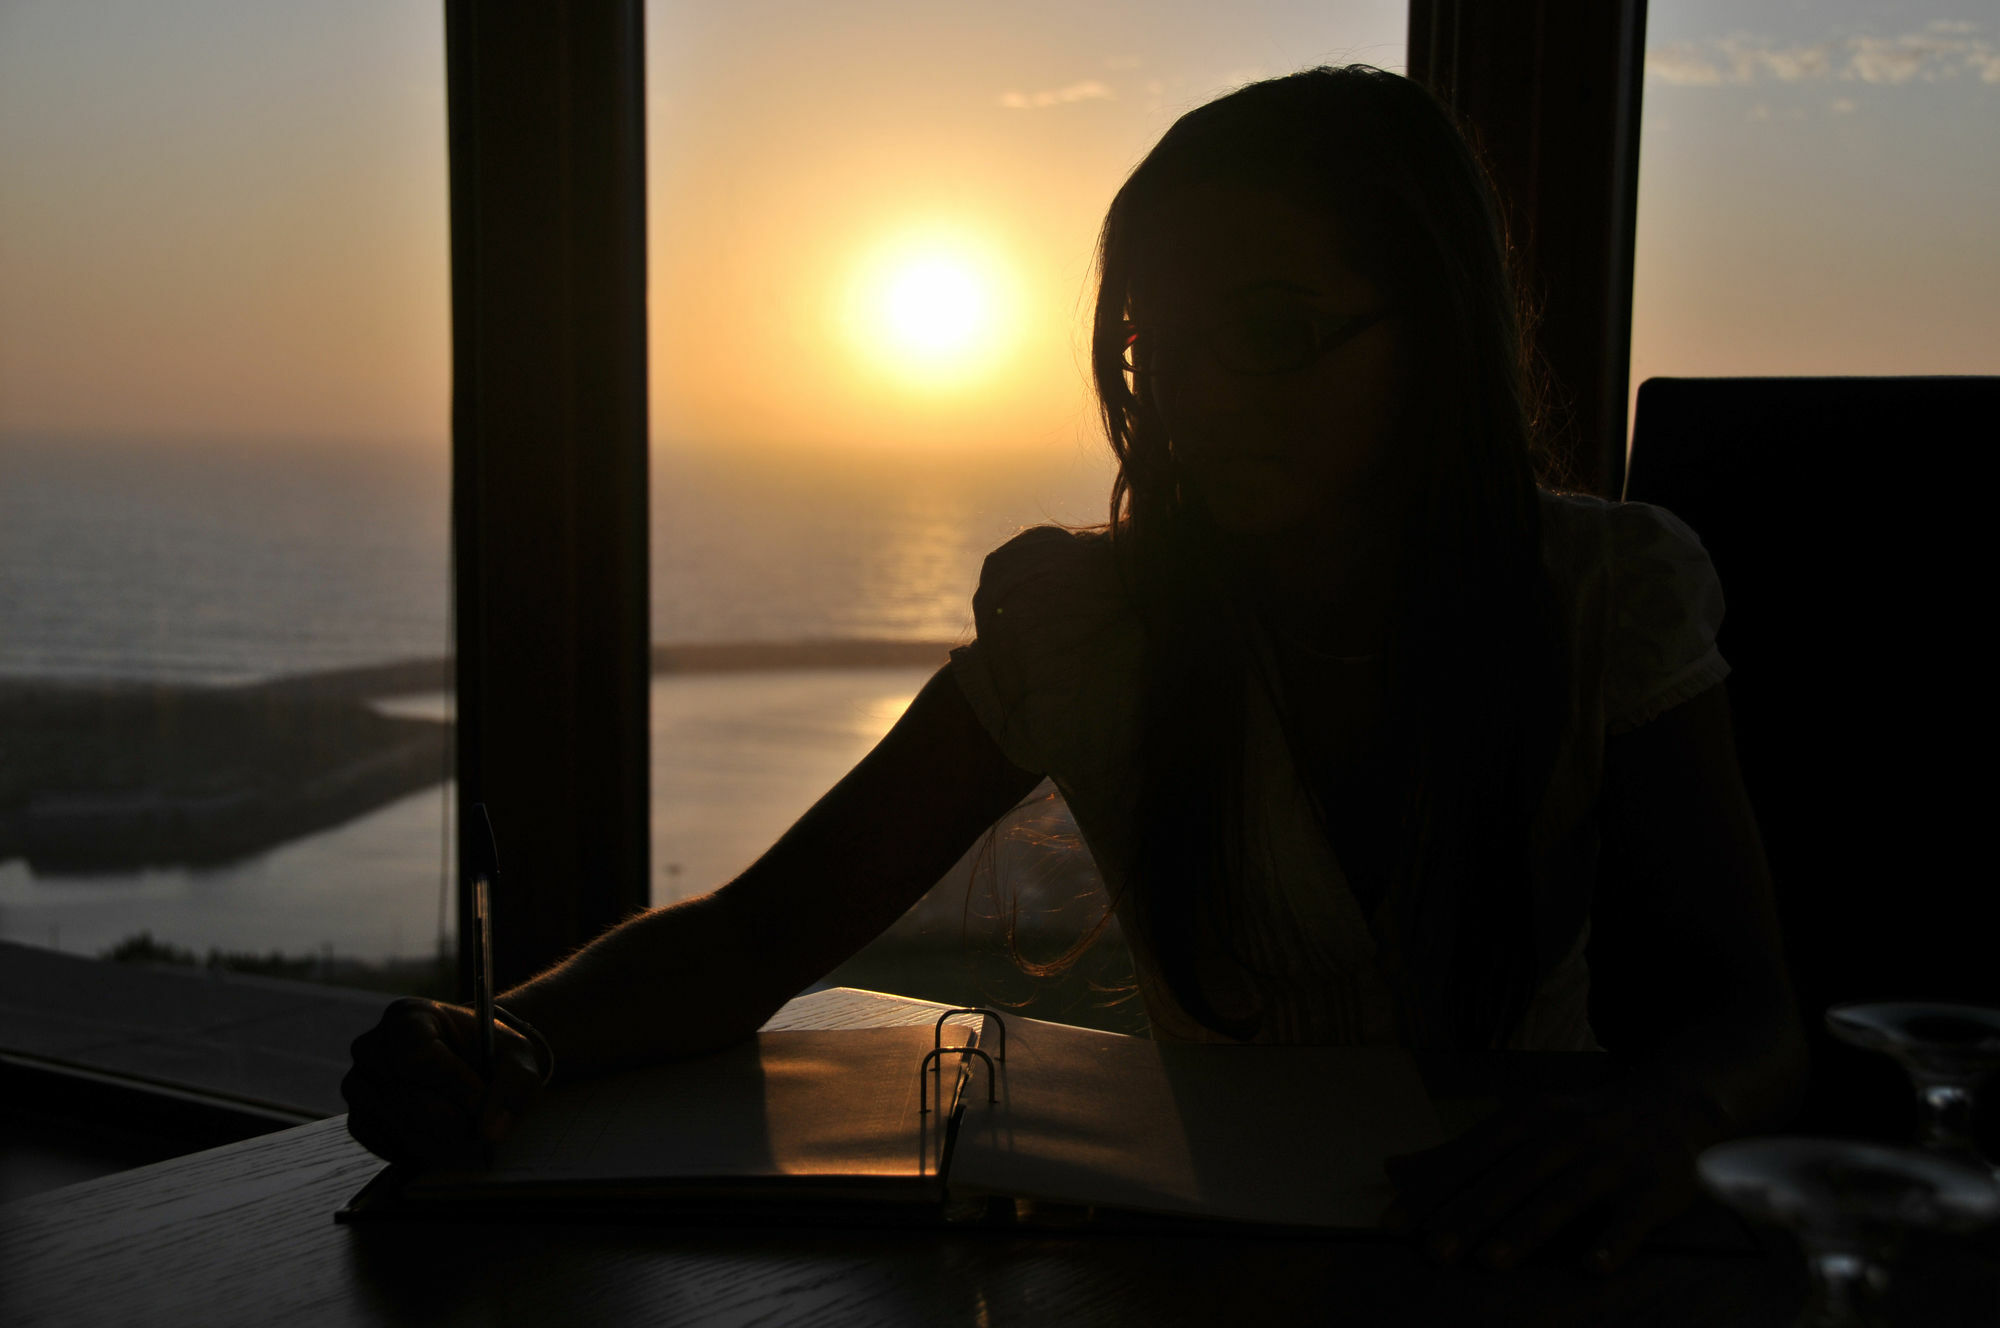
1133, 184, 1408, 538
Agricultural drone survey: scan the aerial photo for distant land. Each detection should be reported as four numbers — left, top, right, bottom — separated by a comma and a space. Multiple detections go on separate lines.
0, 639, 954, 875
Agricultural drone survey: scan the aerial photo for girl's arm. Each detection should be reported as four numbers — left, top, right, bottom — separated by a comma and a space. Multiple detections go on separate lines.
1589, 679, 1808, 1132
342, 665, 1043, 1164
501, 664, 1044, 1071
1382, 682, 1808, 1273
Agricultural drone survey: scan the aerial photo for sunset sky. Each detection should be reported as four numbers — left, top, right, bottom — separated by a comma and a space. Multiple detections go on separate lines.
0, 0, 1992, 458
1631, 2, 2000, 407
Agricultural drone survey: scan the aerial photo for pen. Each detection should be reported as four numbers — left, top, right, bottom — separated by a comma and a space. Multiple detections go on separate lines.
468, 802, 500, 1080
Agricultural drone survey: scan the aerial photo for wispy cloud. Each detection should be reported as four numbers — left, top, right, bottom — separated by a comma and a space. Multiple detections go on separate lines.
1646, 37, 1833, 85
1646, 43, 1726, 86
998, 80, 1114, 110
1646, 23, 1999, 88
1745, 38, 1834, 82
1847, 33, 1967, 83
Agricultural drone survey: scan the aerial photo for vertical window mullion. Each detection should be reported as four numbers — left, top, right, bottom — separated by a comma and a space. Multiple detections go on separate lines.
1408, 0, 1648, 496
446, 0, 651, 995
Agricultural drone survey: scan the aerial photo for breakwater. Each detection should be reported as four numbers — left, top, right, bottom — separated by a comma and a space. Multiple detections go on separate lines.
0, 640, 953, 875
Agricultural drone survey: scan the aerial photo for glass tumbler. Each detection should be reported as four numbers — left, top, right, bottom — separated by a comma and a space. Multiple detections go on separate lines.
1826, 1002, 2000, 1171
1699, 1136, 1999, 1327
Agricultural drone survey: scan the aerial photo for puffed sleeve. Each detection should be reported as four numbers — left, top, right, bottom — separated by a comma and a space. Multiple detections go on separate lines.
1602, 501, 1732, 734
948, 526, 1144, 779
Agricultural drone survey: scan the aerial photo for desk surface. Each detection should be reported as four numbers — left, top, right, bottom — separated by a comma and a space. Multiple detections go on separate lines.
2, 986, 1979, 1327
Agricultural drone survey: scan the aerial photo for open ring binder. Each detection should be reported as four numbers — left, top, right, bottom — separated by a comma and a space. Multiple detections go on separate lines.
932, 1007, 1006, 1063
921, 1008, 1007, 1115
337, 1006, 1454, 1238
918, 1046, 996, 1113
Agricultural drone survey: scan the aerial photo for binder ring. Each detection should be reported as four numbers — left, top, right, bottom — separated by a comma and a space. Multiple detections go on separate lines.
933, 1007, 1006, 1063
919, 1046, 996, 1114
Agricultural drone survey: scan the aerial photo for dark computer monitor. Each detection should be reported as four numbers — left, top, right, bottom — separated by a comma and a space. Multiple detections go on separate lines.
1622, 375, 1996, 1139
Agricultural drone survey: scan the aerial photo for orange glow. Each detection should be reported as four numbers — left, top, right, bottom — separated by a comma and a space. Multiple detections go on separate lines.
840, 228, 1020, 396
0, 5, 1417, 459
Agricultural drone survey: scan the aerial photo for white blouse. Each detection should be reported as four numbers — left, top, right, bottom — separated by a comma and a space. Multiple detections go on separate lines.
949, 491, 1730, 1051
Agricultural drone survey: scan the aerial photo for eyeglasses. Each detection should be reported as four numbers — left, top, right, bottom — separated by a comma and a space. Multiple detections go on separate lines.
1121, 303, 1391, 378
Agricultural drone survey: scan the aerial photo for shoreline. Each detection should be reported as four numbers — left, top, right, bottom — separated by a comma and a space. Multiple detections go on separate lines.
0, 639, 954, 875
0, 637, 958, 696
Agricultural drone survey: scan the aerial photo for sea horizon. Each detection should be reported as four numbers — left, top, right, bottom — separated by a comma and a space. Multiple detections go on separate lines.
0, 432, 1112, 683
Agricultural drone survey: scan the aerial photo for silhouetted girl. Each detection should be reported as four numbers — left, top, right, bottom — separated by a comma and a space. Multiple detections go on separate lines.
347, 66, 1804, 1273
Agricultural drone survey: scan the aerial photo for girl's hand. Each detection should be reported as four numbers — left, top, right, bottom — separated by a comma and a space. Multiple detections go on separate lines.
342, 997, 549, 1167
1379, 1080, 1732, 1274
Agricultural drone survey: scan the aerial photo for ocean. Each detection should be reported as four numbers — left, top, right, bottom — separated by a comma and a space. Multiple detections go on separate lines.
0, 435, 1114, 961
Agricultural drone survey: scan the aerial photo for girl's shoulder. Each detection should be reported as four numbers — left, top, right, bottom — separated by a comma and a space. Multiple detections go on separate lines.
973, 524, 1122, 604
1535, 487, 1712, 579
970, 524, 1137, 653
1536, 489, 1730, 733
953, 525, 1142, 777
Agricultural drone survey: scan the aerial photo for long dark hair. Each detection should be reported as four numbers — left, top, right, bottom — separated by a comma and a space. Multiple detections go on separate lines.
1093, 66, 1565, 1050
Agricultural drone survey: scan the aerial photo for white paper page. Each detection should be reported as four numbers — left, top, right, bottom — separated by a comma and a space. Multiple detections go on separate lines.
405, 1025, 969, 1198
947, 1017, 1445, 1229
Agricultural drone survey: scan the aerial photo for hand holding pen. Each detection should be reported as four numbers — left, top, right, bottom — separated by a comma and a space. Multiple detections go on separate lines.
469, 803, 500, 1081
340, 804, 555, 1166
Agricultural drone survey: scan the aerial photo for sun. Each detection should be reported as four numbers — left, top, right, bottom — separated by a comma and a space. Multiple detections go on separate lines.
882, 257, 988, 362
842, 229, 1016, 392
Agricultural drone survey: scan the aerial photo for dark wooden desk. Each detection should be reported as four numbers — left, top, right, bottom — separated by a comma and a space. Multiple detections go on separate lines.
0, 987, 1943, 1327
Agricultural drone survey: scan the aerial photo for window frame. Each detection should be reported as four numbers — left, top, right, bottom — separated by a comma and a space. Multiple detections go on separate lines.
445, 1, 1650, 990
446, 0, 652, 994
1408, 0, 1649, 496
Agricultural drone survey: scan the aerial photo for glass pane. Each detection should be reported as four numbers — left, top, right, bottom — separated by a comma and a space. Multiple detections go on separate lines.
1632, 3, 2000, 416
0, 2, 452, 997
645, 3, 1406, 1028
